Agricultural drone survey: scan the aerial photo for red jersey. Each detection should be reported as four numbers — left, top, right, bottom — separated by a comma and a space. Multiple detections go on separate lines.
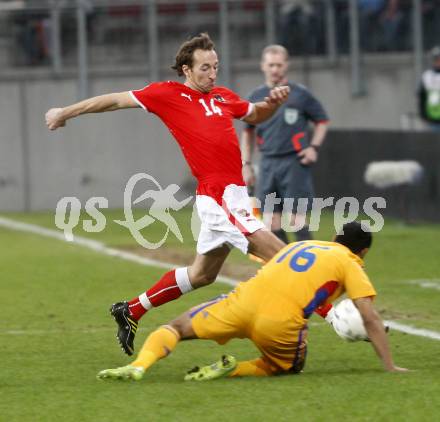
130, 81, 253, 197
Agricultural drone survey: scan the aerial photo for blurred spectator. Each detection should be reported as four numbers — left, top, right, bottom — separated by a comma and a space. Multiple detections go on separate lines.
334, 0, 387, 53
278, 0, 325, 56
422, 0, 440, 50
418, 46, 440, 132
359, 0, 386, 51
12, 1, 50, 65
335, 0, 411, 53
334, 0, 350, 54
380, 0, 405, 51
7, 0, 95, 66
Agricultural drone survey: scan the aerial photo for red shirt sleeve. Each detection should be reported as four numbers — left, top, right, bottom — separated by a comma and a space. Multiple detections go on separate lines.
130, 82, 167, 114
219, 88, 254, 120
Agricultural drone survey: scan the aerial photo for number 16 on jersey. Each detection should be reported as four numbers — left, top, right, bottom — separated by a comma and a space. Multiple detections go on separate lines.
276, 242, 330, 272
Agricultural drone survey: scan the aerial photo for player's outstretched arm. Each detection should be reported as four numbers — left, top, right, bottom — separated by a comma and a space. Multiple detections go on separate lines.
243, 85, 290, 125
45, 91, 139, 131
353, 297, 408, 373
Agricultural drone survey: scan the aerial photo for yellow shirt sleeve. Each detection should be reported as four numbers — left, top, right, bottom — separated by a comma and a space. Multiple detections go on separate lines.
344, 259, 377, 300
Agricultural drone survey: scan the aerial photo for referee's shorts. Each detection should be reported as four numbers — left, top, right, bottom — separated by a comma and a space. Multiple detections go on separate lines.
258, 153, 314, 214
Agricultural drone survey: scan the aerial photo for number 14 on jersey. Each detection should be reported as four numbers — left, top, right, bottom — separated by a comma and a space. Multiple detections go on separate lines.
199, 98, 222, 117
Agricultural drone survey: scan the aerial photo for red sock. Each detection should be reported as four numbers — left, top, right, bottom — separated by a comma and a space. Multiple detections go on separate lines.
128, 268, 192, 320
128, 297, 149, 321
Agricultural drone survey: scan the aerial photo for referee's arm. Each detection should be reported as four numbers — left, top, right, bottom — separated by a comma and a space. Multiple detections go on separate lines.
310, 121, 329, 150
298, 121, 329, 165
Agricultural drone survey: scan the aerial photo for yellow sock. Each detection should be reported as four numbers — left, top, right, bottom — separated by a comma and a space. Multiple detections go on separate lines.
131, 325, 180, 370
229, 358, 274, 377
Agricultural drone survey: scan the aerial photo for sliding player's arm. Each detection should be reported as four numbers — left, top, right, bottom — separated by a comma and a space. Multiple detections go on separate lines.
45, 91, 139, 131
353, 297, 408, 372
243, 85, 290, 125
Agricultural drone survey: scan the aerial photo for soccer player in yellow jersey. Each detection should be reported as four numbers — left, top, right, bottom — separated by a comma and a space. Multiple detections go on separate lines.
97, 222, 408, 381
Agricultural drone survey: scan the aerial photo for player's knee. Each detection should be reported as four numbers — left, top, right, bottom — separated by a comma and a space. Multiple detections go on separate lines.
202, 272, 218, 285
188, 271, 217, 288
168, 313, 197, 340
168, 320, 184, 337
249, 230, 285, 261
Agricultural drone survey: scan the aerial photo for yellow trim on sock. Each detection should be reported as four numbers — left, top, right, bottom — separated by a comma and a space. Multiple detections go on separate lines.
162, 324, 181, 340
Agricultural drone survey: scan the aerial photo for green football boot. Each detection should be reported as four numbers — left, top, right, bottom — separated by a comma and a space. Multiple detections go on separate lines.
184, 355, 237, 381
97, 365, 145, 381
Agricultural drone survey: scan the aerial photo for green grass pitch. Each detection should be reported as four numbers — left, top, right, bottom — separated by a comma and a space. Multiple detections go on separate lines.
1, 210, 439, 421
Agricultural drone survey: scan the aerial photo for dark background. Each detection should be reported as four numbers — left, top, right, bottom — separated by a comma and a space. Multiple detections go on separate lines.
314, 130, 440, 222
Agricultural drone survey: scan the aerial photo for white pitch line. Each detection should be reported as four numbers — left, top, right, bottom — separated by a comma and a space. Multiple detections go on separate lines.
406, 279, 440, 291
0, 321, 327, 336
0, 216, 237, 287
0, 327, 148, 336
384, 321, 440, 341
1, 216, 440, 341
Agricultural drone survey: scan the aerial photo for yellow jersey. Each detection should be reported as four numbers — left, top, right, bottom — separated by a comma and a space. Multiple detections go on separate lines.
228, 240, 376, 325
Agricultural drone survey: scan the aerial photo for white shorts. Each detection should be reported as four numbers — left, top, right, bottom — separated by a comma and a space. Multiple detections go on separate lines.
196, 184, 265, 255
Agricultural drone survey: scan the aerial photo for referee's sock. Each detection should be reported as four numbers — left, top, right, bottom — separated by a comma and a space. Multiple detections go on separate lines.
272, 229, 289, 244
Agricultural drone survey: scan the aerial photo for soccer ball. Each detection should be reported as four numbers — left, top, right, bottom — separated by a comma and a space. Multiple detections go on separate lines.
326, 299, 368, 342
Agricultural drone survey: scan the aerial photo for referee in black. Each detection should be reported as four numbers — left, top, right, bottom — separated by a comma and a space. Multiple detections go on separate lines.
241, 45, 329, 242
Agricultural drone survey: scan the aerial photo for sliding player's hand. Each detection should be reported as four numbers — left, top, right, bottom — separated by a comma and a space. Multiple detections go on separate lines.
385, 365, 410, 373
45, 108, 66, 131
264, 85, 290, 106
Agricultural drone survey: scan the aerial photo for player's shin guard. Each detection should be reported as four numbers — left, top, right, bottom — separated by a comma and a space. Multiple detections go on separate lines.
131, 325, 180, 370
128, 268, 193, 320
229, 358, 274, 377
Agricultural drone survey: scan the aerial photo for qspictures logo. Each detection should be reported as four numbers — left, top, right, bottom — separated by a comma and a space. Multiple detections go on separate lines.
54, 173, 386, 247
54, 173, 192, 249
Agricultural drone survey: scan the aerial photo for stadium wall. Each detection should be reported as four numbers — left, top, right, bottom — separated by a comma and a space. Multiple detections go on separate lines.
0, 76, 190, 212
0, 62, 437, 218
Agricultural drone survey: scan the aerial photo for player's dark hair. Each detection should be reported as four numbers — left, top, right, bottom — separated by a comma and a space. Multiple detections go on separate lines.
172, 33, 215, 76
334, 222, 372, 254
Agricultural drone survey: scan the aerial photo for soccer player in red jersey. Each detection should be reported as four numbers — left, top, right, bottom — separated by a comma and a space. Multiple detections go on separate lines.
45, 33, 290, 355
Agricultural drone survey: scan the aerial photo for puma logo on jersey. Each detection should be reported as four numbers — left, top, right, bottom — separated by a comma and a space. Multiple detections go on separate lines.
181, 93, 192, 101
